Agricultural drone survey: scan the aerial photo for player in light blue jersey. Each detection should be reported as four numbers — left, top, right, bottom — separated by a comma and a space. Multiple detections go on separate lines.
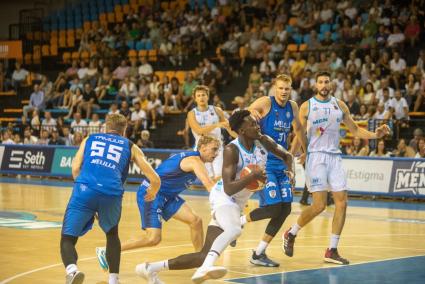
283, 71, 390, 265
238, 74, 307, 267
95, 136, 219, 273
61, 114, 160, 284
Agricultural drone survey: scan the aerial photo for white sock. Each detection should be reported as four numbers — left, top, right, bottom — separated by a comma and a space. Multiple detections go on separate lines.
66, 264, 78, 275
109, 273, 119, 284
148, 260, 169, 273
329, 234, 340, 249
201, 251, 219, 268
289, 223, 301, 236
240, 215, 247, 226
255, 240, 269, 255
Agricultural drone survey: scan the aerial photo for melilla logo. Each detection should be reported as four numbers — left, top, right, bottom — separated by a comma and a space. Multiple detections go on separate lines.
0, 211, 62, 230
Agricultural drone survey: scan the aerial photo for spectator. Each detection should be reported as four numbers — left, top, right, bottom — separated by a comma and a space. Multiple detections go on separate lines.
346, 92, 361, 116
88, 113, 103, 134
138, 130, 155, 148
36, 130, 49, 145
109, 103, 120, 115
345, 137, 369, 156
23, 84, 45, 119
23, 128, 38, 144
387, 25, 405, 48
13, 134, 22, 144
30, 109, 41, 131
112, 60, 130, 82
212, 94, 226, 110
48, 129, 65, 145
95, 67, 112, 101
1, 131, 15, 144
130, 102, 147, 138
117, 76, 138, 104
138, 57, 153, 80
259, 54, 276, 74
355, 104, 371, 120
376, 79, 394, 101
231, 96, 246, 113
149, 74, 161, 96
393, 139, 416, 157
64, 87, 83, 119
369, 139, 391, 157
405, 73, 420, 109
390, 90, 409, 121
415, 138, 425, 158
70, 112, 88, 134
147, 93, 163, 130
78, 83, 100, 119
404, 15, 420, 47
409, 128, 424, 152
373, 102, 392, 120
11, 62, 29, 90
73, 131, 83, 146
181, 73, 198, 110
77, 61, 89, 83
41, 111, 57, 132
120, 101, 131, 119
62, 126, 73, 146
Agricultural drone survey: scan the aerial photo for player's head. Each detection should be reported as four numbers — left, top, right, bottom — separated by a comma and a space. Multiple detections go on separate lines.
105, 113, 127, 136
229, 110, 261, 140
273, 74, 292, 105
315, 71, 331, 98
197, 135, 220, 162
192, 85, 210, 107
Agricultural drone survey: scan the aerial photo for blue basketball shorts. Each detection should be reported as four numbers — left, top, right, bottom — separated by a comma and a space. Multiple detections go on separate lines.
62, 183, 122, 237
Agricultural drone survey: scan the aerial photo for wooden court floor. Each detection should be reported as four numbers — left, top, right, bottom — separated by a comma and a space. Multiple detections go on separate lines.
1, 181, 425, 284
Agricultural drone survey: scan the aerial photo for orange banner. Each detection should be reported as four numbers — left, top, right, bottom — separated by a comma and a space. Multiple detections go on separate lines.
0, 41, 23, 59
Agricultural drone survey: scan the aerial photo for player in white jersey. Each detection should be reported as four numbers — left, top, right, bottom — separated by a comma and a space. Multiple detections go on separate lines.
187, 85, 237, 179
134, 110, 294, 284
283, 71, 390, 265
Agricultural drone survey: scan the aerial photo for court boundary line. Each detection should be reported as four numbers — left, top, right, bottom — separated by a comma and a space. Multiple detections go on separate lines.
2, 234, 425, 283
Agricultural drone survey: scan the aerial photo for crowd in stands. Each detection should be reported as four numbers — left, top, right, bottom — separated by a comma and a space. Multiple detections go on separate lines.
1, 0, 424, 157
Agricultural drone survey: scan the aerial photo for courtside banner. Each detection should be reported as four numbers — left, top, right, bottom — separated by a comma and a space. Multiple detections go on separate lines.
389, 159, 425, 197
342, 157, 393, 193
51, 148, 78, 176
0, 145, 54, 173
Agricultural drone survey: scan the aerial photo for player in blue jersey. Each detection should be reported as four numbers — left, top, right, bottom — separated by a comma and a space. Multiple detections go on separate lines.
60, 114, 161, 284
95, 135, 220, 271
237, 74, 307, 267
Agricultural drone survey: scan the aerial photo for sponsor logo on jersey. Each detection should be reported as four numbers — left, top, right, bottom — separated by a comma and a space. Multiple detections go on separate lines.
269, 190, 276, 198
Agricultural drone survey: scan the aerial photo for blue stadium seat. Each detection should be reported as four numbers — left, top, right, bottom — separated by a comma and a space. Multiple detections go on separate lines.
145, 40, 153, 50
318, 33, 325, 42
293, 34, 303, 45
286, 25, 294, 33
320, 23, 331, 34
126, 40, 135, 50
331, 32, 339, 41
303, 34, 311, 45
135, 41, 145, 51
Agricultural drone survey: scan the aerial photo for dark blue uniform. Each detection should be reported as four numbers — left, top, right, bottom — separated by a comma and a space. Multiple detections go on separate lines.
258, 97, 294, 206
137, 151, 199, 229
62, 133, 132, 236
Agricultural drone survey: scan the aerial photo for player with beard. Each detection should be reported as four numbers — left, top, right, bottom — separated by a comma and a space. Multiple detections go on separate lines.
283, 71, 390, 264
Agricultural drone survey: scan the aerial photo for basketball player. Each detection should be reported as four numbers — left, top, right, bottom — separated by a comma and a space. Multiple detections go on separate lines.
96, 136, 220, 271
187, 85, 237, 179
60, 114, 160, 284
283, 71, 390, 264
238, 74, 307, 267
134, 110, 294, 284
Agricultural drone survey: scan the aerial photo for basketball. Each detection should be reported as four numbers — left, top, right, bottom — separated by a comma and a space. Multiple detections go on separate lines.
240, 164, 265, 191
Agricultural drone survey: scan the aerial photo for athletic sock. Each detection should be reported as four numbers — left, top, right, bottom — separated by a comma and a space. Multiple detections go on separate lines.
255, 240, 269, 255
201, 251, 219, 268
240, 215, 247, 226
329, 234, 340, 249
65, 264, 78, 275
109, 273, 119, 284
289, 223, 301, 236
148, 260, 169, 273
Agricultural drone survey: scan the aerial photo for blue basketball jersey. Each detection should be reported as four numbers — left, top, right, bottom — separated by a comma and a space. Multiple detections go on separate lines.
259, 97, 294, 170
156, 151, 200, 197
76, 133, 132, 196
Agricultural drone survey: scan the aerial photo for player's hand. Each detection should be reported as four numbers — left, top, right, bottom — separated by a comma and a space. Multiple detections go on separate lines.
375, 124, 391, 138
252, 168, 267, 183
250, 109, 262, 121
219, 121, 230, 129
144, 188, 157, 202
284, 170, 296, 191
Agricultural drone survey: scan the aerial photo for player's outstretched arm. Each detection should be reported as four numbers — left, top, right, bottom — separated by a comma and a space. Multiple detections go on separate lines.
222, 144, 265, 196
258, 135, 294, 172
338, 100, 390, 140
180, 156, 215, 192
248, 96, 271, 121
71, 137, 88, 180
216, 107, 238, 138
131, 144, 161, 201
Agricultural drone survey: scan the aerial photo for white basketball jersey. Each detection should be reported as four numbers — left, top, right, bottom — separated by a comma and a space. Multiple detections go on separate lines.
209, 138, 267, 212
192, 105, 222, 147
307, 96, 344, 154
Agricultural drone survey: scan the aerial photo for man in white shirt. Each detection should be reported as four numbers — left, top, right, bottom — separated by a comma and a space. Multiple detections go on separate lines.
70, 112, 88, 134
41, 111, 57, 132
12, 62, 29, 90
390, 90, 409, 120
379, 88, 395, 112
259, 54, 276, 74
23, 128, 38, 144
389, 51, 406, 73
130, 102, 147, 137
373, 102, 391, 120
88, 113, 103, 134
376, 79, 394, 101
387, 25, 405, 47
1, 131, 15, 144
138, 57, 153, 80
